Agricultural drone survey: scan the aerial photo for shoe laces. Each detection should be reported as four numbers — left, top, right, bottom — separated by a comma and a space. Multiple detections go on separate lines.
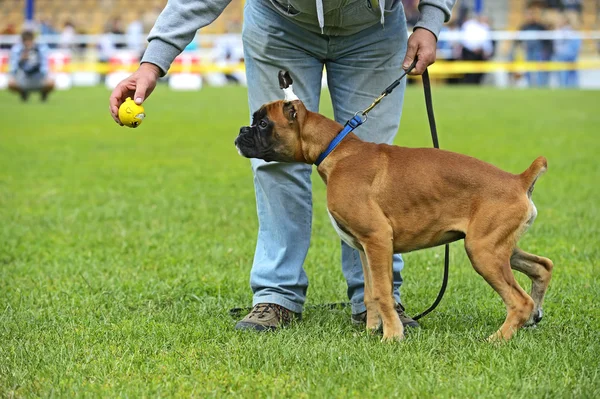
395, 303, 407, 315
250, 303, 291, 323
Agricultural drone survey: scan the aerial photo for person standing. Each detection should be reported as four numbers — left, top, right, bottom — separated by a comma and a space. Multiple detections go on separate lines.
553, 13, 581, 88
460, 14, 493, 85
109, 0, 456, 331
515, 5, 553, 87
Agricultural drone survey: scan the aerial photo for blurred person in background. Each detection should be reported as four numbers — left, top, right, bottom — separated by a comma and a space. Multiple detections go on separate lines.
553, 13, 581, 88
127, 17, 145, 56
109, 0, 456, 332
460, 14, 493, 84
8, 31, 54, 102
437, 18, 462, 84
60, 21, 76, 50
107, 17, 126, 49
39, 18, 58, 48
212, 22, 245, 84
98, 24, 117, 64
513, 5, 553, 87
39, 19, 56, 36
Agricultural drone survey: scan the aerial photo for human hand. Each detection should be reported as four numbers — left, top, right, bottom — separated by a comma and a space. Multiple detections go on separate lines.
402, 28, 438, 75
109, 62, 160, 125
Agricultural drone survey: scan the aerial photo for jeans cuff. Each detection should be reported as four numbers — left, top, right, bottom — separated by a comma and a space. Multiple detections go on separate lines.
253, 294, 304, 314
351, 302, 367, 315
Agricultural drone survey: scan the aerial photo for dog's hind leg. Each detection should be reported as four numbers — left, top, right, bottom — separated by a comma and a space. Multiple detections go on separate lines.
510, 247, 553, 326
359, 250, 381, 332
465, 232, 534, 341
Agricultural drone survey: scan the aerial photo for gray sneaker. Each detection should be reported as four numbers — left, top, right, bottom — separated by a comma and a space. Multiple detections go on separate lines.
235, 303, 301, 331
351, 303, 420, 329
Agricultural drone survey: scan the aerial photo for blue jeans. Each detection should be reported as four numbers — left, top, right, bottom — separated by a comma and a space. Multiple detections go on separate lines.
525, 48, 550, 87
554, 55, 579, 88
242, 0, 408, 315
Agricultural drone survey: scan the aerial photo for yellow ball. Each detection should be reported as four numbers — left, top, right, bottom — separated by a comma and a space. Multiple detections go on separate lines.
118, 97, 146, 128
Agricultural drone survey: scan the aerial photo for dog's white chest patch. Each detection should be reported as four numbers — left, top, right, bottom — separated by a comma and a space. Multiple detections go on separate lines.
327, 210, 361, 250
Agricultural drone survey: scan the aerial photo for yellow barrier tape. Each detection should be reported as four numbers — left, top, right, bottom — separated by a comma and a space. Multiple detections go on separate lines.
2, 60, 599, 74
429, 60, 600, 73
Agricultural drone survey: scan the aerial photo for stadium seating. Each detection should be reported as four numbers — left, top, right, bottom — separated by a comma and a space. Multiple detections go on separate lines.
0, 0, 243, 34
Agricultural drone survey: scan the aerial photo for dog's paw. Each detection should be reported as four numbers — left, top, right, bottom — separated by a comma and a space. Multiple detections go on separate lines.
486, 332, 505, 343
381, 333, 405, 343
524, 307, 543, 328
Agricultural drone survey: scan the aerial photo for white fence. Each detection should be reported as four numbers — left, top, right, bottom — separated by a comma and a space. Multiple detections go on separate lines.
1, 31, 599, 90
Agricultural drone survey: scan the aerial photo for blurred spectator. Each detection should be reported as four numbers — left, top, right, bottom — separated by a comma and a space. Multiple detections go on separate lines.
213, 25, 244, 84
39, 19, 56, 36
98, 26, 117, 63
8, 31, 54, 102
60, 21, 76, 50
38, 19, 58, 48
553, 13, 582, 87
437, 19, 461, 60
126, 18, 145, 55
513, 6, 553, 87
107, 18, 126, 49
460, 14, 493, 84
437, 19, 462, 84
1, 24, 17, 49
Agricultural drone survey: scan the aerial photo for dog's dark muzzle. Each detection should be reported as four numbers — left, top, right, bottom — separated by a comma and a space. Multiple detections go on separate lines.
235, 126, 256, 155
235, 126, 250, 143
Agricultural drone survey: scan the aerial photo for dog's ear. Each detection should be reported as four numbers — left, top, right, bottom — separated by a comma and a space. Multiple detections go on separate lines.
283, 101, 297, 121
278, 70, 293, 89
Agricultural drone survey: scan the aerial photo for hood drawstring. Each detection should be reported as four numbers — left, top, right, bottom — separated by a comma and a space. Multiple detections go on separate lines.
377, 0, 385, 26
315, 0, 385, 34
316, 0, 325, 33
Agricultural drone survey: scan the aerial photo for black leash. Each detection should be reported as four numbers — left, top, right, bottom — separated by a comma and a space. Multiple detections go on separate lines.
358, 62, 449, 321
230, 61, 450, 321
409, 67, 450, 321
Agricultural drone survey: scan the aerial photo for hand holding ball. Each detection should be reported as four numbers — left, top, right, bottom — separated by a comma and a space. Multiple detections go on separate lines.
118, 97, 146, 128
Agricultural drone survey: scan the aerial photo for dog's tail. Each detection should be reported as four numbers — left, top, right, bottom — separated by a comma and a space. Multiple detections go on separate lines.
520, 156, 548, 197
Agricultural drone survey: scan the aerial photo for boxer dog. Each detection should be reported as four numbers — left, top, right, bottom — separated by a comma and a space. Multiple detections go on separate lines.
234, 72, 553, 342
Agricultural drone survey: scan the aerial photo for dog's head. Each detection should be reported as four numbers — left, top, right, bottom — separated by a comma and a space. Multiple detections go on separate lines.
235, 99, 308, 163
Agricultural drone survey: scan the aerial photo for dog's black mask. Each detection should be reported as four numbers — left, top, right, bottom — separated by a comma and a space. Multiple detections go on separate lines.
235, 106, 280, 162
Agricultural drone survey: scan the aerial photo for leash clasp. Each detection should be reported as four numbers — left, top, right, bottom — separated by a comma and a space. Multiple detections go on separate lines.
360, 92, 387, 118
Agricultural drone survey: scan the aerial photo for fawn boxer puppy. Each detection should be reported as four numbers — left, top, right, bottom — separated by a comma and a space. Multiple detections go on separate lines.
235, 75, 553, 342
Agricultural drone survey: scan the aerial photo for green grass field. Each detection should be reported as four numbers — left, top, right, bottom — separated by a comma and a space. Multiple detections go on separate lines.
1, 85, 599, 397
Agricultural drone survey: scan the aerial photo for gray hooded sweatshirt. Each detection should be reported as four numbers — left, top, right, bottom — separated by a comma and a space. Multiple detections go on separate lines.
142, 0, 456, 75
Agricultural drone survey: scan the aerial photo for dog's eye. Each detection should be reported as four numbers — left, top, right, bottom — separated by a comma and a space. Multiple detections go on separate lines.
259, 120, 268, 129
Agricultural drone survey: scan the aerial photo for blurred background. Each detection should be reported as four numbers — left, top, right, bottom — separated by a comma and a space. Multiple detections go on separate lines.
0, 0, 600, 90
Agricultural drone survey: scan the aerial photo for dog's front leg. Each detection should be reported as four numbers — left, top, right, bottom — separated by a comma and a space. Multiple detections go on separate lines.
359, 250, 380, 332
362, 238, 404, 342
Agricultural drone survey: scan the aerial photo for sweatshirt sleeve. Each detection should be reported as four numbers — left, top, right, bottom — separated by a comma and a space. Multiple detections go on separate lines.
141, 0, 233, 75
413, 0, 456, 40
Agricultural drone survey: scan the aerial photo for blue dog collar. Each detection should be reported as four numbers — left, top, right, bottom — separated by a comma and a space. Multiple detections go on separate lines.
314, 114, 364, 166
